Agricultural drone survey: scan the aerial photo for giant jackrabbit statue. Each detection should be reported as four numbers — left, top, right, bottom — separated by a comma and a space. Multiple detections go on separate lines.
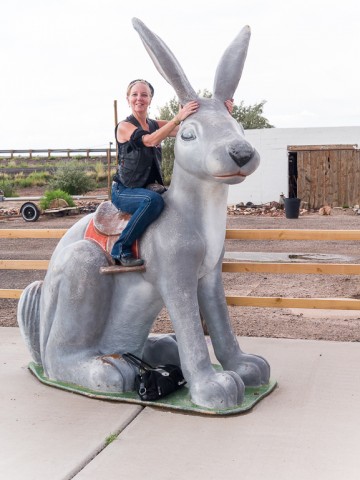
18, 18, 270, 410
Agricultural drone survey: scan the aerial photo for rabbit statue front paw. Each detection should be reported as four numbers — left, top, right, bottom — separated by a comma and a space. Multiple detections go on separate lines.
190, 370, 245, 409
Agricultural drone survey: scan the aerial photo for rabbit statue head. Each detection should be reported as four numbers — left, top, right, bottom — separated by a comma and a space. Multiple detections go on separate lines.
132, 18, 260, 186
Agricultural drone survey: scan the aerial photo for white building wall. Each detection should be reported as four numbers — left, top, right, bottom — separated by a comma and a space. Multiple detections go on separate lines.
227, 126, 360, 205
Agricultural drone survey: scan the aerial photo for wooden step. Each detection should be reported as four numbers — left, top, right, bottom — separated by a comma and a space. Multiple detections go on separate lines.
100, 264, 146, 274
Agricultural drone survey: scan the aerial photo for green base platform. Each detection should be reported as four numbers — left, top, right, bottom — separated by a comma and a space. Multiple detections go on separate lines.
29, 362, 277, 416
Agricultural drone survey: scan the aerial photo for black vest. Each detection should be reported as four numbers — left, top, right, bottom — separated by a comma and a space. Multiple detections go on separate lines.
115, 115, 163, 188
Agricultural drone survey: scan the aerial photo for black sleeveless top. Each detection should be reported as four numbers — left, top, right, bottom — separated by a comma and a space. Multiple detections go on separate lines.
115, 115, 163, 188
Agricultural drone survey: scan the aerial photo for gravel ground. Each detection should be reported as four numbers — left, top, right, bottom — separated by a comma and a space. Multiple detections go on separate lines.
1, 194, 360, 341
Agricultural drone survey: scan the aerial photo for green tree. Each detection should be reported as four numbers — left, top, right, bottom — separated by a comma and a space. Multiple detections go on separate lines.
50, 161, 95, 195
232, 100, 274, 129
199, 89, 274, 128
156, 96, 179, 185
156, 90, 213, 184
156, 92, 274, 184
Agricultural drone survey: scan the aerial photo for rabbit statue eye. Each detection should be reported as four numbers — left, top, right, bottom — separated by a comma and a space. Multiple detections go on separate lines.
180, 128, 197, 141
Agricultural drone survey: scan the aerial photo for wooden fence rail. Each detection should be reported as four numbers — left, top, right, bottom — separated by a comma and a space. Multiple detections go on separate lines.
2, 228, 360, 241
226, 229, 360, 241
0, 229, 67, 239
0, 228, 67, 238
1, 229, 360, 310
2, 260, 360, 276
0, 148, 116, 159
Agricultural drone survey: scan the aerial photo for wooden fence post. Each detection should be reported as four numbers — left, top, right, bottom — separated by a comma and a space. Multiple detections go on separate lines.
107, 147, 111, 198
114, 100, 118, 161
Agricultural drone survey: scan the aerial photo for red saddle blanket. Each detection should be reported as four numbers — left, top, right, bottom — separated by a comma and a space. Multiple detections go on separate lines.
84, 201, 140, 262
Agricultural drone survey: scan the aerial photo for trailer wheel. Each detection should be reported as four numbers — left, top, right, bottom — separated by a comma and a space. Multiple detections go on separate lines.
21, 202, 41, 222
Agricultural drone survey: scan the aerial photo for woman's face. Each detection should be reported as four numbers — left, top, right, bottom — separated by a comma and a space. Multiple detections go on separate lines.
127, 82, 152, 114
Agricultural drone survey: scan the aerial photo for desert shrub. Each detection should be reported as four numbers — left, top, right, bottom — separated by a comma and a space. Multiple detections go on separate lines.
94, 161, 107, 182
18, 162, 30, 168
39, 189, 75, 210
7, 159, 17, 168
50, 161, 95, 195
14, 171, 50, 188
0, 178, 17, 197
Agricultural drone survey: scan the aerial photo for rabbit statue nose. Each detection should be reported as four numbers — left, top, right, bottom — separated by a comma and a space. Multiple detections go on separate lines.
228, 141, 255, 168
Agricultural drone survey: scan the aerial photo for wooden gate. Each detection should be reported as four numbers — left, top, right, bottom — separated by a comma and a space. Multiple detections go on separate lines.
288, 145, 360, 209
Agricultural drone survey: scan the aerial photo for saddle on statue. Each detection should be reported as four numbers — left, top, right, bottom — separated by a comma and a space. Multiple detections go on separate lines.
84, 201, 145, 274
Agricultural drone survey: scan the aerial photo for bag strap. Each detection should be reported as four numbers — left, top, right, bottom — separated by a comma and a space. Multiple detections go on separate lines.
122, 352, 154, 371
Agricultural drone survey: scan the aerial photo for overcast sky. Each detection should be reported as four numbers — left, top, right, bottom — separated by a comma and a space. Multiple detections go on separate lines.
1, 0, 359, 149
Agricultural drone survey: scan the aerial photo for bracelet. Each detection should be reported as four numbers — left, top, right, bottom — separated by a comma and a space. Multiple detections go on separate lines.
173, 118, 181, 126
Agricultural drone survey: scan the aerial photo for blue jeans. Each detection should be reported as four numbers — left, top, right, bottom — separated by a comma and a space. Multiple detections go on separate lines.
110, 181, 165, 259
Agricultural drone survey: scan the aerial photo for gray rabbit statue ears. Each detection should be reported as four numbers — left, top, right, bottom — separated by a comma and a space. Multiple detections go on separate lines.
132, 17, 250, 107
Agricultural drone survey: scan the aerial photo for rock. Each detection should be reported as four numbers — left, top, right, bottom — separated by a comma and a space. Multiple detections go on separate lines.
49, 198, 69, 209
0, 207, 19, 217
319, 206, 332, 215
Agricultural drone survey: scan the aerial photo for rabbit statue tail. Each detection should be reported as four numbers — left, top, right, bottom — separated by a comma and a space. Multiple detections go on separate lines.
17, 280, 43, 364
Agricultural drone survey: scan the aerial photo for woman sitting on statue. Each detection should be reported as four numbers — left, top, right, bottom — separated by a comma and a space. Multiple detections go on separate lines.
111, 78, 233, 267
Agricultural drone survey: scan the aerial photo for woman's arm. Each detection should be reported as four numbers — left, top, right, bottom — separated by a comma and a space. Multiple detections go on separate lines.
142, 101, 199, 145
163, 99, 234, 138
116, 101, 198, 145
117, 98, 232, 145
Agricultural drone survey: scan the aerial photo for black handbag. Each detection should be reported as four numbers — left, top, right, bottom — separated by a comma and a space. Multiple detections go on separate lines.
122, 352, 186, 401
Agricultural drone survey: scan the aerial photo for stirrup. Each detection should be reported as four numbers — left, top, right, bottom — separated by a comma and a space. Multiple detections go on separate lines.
100, 264, 146, 274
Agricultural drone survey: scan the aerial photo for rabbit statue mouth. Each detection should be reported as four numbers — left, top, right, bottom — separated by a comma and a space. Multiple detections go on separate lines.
214, 172, 247, 179
212, 172, 248, 186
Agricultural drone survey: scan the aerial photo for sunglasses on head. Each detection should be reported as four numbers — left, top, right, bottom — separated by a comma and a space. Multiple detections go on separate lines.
127, 79, 154, 96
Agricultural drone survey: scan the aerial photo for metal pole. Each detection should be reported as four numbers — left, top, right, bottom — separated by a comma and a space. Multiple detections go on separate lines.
107, 142, 112, 199
111, 99, 119, 201
114, 99, 118, 159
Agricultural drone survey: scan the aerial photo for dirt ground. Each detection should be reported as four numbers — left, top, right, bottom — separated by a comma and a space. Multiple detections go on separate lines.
1, 190, 360, 341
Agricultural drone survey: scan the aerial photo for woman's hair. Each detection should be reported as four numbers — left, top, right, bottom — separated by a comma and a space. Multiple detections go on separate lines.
126, 79, 154, 97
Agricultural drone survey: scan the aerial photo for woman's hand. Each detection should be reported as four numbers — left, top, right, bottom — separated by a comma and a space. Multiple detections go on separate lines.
225, 99, 234, 115
174, 101, 199, 123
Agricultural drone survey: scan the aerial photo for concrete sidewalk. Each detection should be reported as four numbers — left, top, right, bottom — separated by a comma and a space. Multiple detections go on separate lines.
1, 328, 360, 480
